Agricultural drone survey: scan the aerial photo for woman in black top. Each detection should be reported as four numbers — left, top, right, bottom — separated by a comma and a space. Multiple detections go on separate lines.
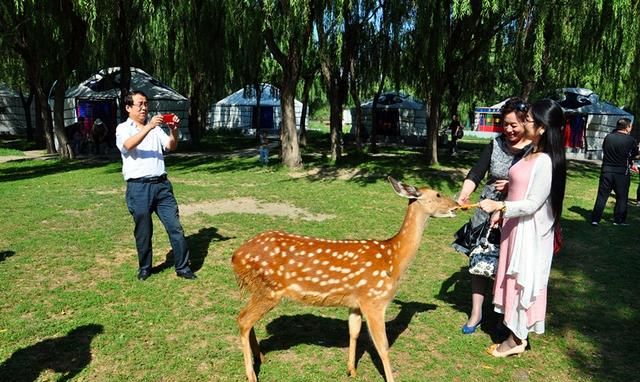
453, 97, 531, 334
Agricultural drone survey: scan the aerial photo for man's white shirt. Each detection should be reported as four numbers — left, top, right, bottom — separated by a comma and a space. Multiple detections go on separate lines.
116, 118, 170, 180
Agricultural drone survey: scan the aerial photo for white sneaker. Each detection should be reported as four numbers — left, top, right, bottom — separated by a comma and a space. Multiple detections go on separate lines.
591, 221, 599, 226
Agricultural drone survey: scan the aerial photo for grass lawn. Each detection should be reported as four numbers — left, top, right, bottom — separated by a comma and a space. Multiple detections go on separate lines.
0, 133, 638, 381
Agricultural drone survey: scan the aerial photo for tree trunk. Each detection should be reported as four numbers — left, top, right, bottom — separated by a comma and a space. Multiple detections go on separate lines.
279, 74, 302, 168
521, 80, 534, 101
34, 86, 55, 154
255, 83, 263, 133
328, 94, 343, 161
19, 91, 34, 142
298, 74, 314, 147
117, 0, 131, 122
369, 74, 385, 154
53, 76, 74, 159
349, 63, 363, 153
188, 71, 204, 145
426, 94, 441, 165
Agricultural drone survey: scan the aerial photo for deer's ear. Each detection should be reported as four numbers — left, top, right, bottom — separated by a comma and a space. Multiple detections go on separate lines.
388, 176, 422, 199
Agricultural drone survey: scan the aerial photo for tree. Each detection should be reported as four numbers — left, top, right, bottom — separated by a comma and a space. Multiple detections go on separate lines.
255, 0, 315, 169
314, 0, 350, 162
411, 0, 516, 165
0, 0, 90, 157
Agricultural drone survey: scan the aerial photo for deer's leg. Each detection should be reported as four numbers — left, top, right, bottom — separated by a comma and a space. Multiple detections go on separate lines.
347, 308, 362, 377
361, 303, 394, 382
238, 293, 279, 382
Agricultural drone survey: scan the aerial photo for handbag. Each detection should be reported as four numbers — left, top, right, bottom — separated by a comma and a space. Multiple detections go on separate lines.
553, 224, 563, 255
468, 226, 500, 279
455, 127, 464, 139
453, 218, 499, 255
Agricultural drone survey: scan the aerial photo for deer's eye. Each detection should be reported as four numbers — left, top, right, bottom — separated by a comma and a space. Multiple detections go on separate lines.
436, 193, 441, 198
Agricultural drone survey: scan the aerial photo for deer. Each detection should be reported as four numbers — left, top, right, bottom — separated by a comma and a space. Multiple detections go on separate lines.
231, 176, 459, 382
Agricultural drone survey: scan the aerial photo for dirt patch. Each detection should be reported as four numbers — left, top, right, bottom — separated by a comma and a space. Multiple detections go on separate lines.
289, 166, 372, 180
180, 197, 335, 221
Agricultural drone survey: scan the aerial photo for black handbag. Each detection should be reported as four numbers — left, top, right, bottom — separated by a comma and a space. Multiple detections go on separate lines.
452, 218, 499, 255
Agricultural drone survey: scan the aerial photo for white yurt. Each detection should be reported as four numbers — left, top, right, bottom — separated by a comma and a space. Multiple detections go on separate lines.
208, 84, 304, 133
350, 93, 427, 143
59, 67, 190, 142
0, 84, 28, 135
555, 87, 634, 159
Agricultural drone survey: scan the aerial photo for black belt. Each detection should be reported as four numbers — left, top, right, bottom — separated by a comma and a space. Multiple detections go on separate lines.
127, 174, 168, 183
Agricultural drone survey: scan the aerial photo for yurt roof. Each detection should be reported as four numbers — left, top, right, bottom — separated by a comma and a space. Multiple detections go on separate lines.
360, 92, 425, 110
475, 98, 509, 114
555, 88, 632, 116
0, 84, 20, 98
216, 84, 301, 107
65, 67, 187, 101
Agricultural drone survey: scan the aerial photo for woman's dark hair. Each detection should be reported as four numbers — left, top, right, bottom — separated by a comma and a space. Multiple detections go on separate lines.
530, 99, 566, 226
500, 97, 529, 122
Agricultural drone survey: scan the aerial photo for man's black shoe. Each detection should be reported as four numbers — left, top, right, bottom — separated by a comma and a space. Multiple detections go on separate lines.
137, 270, 151, 281
176, 270, 197, 280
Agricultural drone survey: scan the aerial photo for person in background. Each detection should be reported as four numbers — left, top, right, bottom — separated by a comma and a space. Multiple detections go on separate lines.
453, 97, 531, 334
478, 99, 566, 357
115, 90, 196, 281
449, 113, 464, 156
258, 129, 269, 166
90, 118, 108, 155
590, 118, 638, 226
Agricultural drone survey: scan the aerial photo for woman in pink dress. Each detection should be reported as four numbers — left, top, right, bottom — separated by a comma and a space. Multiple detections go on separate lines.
478, 99, 567, 357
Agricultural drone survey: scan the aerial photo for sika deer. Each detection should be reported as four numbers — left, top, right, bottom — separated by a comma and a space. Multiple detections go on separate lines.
232, 176, 458, 382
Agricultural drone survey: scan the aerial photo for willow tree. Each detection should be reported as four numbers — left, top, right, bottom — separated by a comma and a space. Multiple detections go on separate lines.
314, 0, 382, 160
253, 0, 315, 169
411, 0, 516, 165
81, 0, 149, 123
314, 0, 349, 161
152, 0, 231, 144
229, 2, 276, 136
0, 0, 90, 158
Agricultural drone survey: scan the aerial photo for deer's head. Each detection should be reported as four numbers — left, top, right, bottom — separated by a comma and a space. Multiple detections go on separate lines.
388, 176, 458, 218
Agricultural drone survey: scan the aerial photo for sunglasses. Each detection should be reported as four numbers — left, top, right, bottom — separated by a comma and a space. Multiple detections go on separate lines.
514, 102, 529, 112
502, 100, 529, 114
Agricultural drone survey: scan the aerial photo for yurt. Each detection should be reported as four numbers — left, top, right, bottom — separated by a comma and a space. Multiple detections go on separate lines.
208, 84, 304, 133
60, 67, 190, 143
351, 92, 427, 144
555, 88, 634, 159
0, 84, 28, 135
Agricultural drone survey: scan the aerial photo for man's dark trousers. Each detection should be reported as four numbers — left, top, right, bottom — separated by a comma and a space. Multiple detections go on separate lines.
125, 179, 190, 273
591, 169, 631, 224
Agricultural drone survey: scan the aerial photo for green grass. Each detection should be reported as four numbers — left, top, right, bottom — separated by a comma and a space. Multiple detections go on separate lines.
0, 147, 25, 157
0, 137, 638, 381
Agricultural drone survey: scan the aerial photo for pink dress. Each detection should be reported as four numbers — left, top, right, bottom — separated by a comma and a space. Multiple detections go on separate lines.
493, 154, 554, 339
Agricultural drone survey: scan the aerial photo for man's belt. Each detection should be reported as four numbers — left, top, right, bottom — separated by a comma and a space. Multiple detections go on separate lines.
127, 174, 168, 183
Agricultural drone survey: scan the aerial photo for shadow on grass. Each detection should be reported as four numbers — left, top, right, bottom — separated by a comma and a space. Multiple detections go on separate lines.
258, 300, 435, 379
436, 266, 508, 343
0, 324, 103, 382
0, 250, 15, 263
549, 211, 640, 381
154, 226, 231, 274
0, 156, 118, 183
